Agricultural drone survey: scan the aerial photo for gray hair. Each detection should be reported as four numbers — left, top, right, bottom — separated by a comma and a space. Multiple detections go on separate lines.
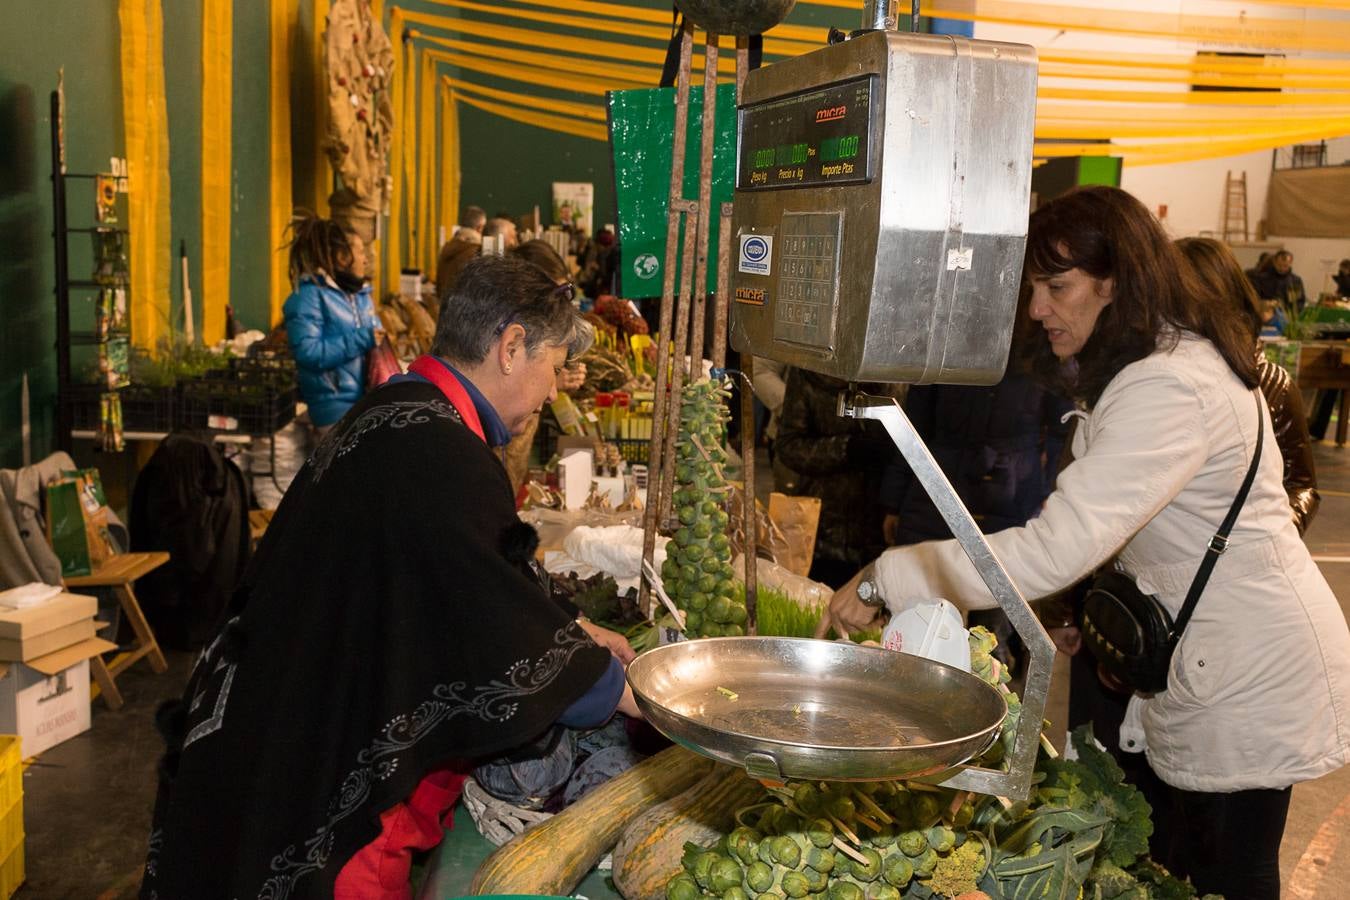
459, 205, 486, 230
431, 255, 593, 365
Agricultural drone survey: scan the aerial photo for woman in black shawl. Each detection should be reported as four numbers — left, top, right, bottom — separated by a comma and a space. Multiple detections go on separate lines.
142, 256, 637, 899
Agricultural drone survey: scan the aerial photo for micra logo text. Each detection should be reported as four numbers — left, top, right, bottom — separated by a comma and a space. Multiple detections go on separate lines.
816, 105, 847, 123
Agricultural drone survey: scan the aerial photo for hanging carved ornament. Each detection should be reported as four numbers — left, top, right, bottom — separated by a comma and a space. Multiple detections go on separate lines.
324, 0, 395, 241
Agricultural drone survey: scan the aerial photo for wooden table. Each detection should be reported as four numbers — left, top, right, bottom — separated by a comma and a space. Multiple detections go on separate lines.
64, 551, 170, 709
1293, 341, 1350, 446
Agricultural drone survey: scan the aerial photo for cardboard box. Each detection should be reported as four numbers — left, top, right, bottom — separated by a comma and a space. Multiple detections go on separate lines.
0, 593, 97, 663
0, 619, 97, 662
0, 637, 116, 757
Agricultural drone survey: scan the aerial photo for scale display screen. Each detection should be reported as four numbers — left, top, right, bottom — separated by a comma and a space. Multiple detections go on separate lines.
737, 74, 877, 191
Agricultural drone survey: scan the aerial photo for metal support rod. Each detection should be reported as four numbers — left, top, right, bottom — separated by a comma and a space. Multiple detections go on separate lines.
741, 354, 758, 633
841, 392, 1054, 801
640, 22, 693, 616
51, 90, 73, 455
862, 0, 896, 31
712, 201, 733, 371
736, 37, 749, 97
689, 33, 719, 372
911, 0, 921, 32
659, 201, 702, 531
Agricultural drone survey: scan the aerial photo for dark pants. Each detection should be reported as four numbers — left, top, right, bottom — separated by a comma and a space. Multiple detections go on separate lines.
1068, 651, 1291, 900
1309, 389, 1339, 441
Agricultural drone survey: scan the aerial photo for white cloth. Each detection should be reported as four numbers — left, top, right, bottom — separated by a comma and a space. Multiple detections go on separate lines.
543, 525, 668, 593
875, 333, 1350, 793
0, 582, 61, 609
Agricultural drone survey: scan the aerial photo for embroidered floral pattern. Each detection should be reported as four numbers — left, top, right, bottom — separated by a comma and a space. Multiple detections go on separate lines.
308, 399, 461, 482
256, 625, 593, 898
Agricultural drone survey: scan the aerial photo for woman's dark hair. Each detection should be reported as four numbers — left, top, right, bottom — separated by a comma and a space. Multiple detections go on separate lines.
285, 211, 357, 282
1021, 186, 1257, 404
431, 255, 592, 364
1176, 237, 1263, 339
511, 239, 570, 285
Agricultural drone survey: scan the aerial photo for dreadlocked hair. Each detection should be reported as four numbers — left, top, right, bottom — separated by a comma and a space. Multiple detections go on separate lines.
285, 211, 354, 284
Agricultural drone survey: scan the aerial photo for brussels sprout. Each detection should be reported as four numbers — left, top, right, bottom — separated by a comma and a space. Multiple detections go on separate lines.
723, 623, 745, 637
701, 500, 722, 516
703, 554, 726, 574
912, 848, 938, 877
804, 846, 835, 874
684, 610, 704, 632
746, 861, 775, 893
772, 836, 801, 869
685, 543, 707, 562
668, 873, 701, 900
925, 825, 955, 854
865, 883, 900, 900
952, 801, 975, 828
716, 578, 737, 596
728, 827, 761, 865
911, 793, 942, 826
757, 838, 778, 865
881, 853, 913, 888
689, 592, 711, 611
711, 856, 744, 893
676, 465, 695, 483
712, 533, 732, 553
803, 866, 828, 893
693, 521, 714, 540
827, 796, 856, 822
702, 622, 723, 637
697, 573, 718, 593
727, 603, 748, 626
780, 872, 811, 899
793, 784, 821, 816
757, 894, 786, 900
805, 817, 834, 848
724, 887, 750, 900
680, 564, 700, 584
828, 881, 864, 900
693, 851, 720, 888
708, 595, 732, 624
848, 847, 882, 882
867, 823, 896, 849
896, 830, 927, 858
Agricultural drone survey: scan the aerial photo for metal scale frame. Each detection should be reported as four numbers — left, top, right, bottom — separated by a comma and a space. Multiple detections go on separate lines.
637, 0, 1050, 802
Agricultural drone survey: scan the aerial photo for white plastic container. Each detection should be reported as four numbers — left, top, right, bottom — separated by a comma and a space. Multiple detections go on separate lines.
881, 599, 971, 672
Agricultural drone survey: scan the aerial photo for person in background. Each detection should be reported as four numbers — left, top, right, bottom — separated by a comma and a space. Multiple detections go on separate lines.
1250, 249, 1306, 309
774, 368, 898, 588
1334, 258, 1350, 297
142, 255, 639, 898
433, 204, 486, 303
1177, 237, 1319, 532
879, 364, 1070, 671
282, 213, 379, 440
483, 216, 519, 253
502, 240, 587, 493
819, 187, 1350, 900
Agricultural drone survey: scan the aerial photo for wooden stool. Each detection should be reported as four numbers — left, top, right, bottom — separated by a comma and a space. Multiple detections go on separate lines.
248, 509, 276, 548
65, 551, 170, 710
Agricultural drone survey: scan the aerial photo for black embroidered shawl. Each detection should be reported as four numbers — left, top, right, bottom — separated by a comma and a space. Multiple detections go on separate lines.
140, 381, 610, 899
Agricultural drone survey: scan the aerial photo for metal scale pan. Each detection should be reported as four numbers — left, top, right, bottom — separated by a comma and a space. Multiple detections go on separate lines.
626, 637, 1006, 783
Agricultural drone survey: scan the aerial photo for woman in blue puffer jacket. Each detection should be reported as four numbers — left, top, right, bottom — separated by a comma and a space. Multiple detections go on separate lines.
282, 215, 380, 436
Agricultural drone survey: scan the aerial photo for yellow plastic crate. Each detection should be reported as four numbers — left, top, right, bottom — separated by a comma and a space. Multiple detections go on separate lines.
0, 736, 23, 898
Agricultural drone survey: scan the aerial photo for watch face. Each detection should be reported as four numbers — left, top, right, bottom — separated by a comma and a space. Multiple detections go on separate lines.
858, 580, 876, 601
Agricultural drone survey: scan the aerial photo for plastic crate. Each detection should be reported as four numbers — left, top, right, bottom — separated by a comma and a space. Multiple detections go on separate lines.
179, 377, 298, 436
0, 736, 24, 898
60, 384, 176, 432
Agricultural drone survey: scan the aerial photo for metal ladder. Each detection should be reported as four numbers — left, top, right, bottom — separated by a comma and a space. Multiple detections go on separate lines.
1222, 170, 1249, 242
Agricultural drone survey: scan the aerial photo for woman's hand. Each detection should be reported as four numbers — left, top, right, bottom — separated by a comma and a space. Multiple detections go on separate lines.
579, 618, 636, 665
558, 363, 587, 392
813, 568, 884, 640
1047, 625, 1082, 656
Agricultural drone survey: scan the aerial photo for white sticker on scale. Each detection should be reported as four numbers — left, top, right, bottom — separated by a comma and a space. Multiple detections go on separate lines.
738, 234, 773, 276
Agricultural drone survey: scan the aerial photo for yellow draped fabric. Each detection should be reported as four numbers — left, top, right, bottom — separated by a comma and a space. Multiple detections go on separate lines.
418, 50, 437, 274
402, 34, 417, 274
201, 0, 232, 345
270, 0, 297, 326
385, 8, 405, 294
439, 85, 459, 257
118, 0, 172, 351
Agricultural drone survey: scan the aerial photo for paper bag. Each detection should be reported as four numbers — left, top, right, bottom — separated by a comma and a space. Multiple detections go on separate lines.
45, 469, 116, 578
768, 493, 822, 578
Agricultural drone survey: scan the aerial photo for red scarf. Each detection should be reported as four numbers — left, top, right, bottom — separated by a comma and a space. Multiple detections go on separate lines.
408, 355, 485, 443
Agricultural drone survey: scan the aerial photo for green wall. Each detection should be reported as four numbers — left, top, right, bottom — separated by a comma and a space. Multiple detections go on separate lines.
0, 0, 275, 470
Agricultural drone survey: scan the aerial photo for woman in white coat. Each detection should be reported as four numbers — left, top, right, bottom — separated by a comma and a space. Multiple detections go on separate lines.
818, 186, 1350, 900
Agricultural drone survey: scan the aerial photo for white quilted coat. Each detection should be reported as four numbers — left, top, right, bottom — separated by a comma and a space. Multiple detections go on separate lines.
875, 333, 1350, 792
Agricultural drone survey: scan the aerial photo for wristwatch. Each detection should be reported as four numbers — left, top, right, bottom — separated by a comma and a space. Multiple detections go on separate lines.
856, 564, 885, 609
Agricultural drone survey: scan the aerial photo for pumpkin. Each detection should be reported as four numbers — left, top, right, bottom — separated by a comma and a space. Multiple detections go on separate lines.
469, 745, 715, 896
612, 762, 768, 900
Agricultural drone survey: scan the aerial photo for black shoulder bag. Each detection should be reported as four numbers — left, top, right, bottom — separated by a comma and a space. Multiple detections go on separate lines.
1082, 392, 1264, 695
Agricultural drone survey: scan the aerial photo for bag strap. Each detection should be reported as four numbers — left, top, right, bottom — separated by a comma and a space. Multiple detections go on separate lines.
1170, 391, 1265, 642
